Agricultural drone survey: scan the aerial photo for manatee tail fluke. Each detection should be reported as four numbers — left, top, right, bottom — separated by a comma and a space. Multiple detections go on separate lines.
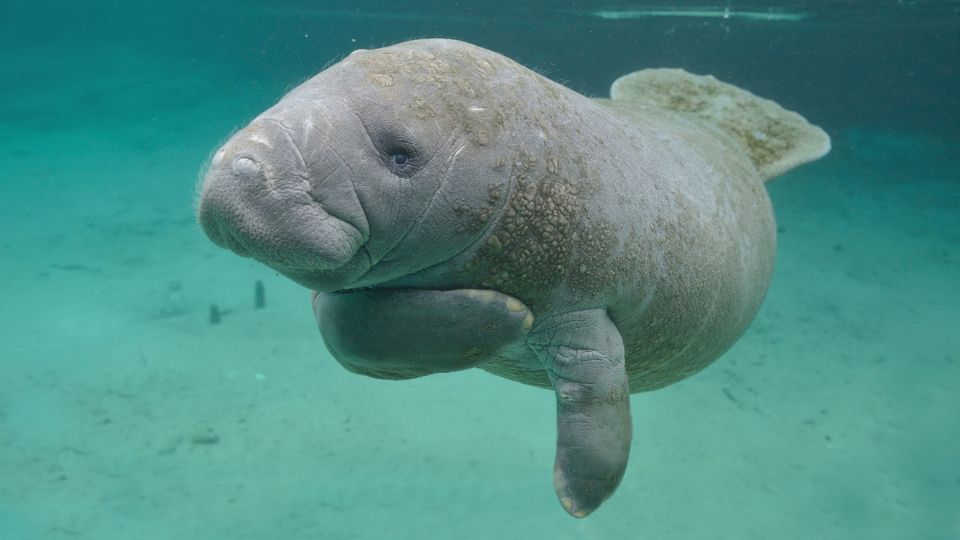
609, 68, 830, 182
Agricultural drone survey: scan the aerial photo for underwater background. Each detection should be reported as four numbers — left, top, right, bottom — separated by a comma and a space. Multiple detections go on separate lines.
1, 1, 958, 538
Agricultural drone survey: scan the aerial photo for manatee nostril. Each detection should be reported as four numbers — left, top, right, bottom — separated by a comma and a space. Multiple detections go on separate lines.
232, 156, 261, 177
212, 148, 226, 167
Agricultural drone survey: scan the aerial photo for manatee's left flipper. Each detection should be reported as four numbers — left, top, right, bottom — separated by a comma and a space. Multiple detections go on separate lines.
528, 309, 632, 518
313, 288, 534, 380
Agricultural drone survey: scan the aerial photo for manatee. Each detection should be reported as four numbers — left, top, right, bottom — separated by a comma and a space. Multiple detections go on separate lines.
196, 39, 830, 517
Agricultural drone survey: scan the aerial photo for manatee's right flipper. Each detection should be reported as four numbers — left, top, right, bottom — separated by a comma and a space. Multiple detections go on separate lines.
528, 309, 632, 518
607, 68, 830, 181
313, 289, 533, 380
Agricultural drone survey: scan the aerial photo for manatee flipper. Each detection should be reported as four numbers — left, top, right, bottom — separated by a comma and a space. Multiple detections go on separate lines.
313, 289, 534, 380
606, 68, 830, 181
528, 309, 632, 518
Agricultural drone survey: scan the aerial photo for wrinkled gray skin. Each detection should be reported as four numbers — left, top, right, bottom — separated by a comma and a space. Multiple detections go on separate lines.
198, 39, 775, 517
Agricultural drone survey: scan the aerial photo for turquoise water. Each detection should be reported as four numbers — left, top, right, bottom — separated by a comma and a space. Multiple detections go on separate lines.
1, 2, 958, 538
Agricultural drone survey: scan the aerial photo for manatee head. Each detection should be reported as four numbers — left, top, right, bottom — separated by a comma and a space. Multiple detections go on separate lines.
197, 39, 537, 292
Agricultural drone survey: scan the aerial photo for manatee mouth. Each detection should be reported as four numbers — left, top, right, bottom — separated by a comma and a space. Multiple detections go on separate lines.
197, 112, 373, 291
211, 221, 253, 258
219, 209, 360, 270
198, 163, 367, 280
210, 211, 359, 273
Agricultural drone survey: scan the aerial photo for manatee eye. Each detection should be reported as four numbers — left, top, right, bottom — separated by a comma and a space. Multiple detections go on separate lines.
374, 126, 422, 177
382, 143, 419, 177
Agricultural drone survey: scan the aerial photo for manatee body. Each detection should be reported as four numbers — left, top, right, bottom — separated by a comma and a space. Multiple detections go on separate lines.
197, 39, 829, 517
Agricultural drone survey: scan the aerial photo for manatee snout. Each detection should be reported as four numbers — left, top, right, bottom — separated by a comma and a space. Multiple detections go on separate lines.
197, 117, 370, 290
